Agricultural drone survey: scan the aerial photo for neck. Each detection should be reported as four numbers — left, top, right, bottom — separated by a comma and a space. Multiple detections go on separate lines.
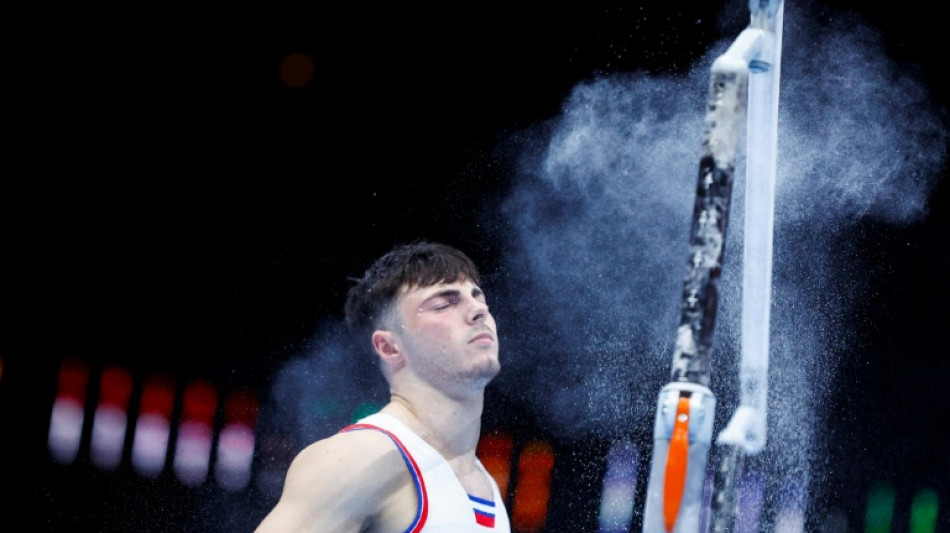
382, 389, 485, 461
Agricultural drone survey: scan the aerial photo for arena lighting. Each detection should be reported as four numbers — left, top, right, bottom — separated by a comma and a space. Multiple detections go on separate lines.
598, 439, 639, 533
733, 470, 766, 533
510, 440, 555, 532
861, 481, 941, 533
37, 359, 942, 531
48, 357, 90, 465
214, 388, 260, 491
909, 487, 939, 533
131, 373, 175, 478
866, 481, 896, 533
278, 52, 315, 88
476, 430, 514, 501
770, 474, 807, 533
349, 400, 382, 423
173, 378, 218, 486
772, 507, 805, 533
89, 365, 133, 470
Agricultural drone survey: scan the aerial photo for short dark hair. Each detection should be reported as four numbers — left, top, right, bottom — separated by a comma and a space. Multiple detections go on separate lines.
344, 240, 481, 338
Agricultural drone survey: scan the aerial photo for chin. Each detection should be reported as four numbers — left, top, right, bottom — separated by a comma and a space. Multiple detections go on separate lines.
467, 360, 501, 382
481, 361, 502, 379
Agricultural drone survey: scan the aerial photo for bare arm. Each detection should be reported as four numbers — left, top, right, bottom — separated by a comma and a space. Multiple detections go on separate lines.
255, 430, 415, 533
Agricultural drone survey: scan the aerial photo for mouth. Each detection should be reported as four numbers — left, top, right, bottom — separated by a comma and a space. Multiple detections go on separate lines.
470, 332, 494, 344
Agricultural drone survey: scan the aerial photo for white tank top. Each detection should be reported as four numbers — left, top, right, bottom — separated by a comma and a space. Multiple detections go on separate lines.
342, 412, 512, 533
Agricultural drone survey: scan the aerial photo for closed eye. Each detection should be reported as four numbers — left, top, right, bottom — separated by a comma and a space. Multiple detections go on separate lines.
420, 285, 488, 311
426, 291, 461, 310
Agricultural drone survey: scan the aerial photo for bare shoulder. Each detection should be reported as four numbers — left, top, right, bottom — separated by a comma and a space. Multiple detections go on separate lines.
295, 428, 403, 479
255, 428, 416, 533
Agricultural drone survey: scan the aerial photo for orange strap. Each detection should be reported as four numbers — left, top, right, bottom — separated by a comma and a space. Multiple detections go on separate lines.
663, 396, 691, 532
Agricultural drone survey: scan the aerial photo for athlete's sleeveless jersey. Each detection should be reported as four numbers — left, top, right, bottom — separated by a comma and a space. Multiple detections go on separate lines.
341, 412, 511, 533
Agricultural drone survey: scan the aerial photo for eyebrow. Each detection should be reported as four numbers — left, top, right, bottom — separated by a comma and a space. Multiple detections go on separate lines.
420, 286, 484, 305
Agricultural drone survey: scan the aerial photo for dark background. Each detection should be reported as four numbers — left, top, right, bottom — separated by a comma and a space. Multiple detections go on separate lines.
5, 0, 948, 531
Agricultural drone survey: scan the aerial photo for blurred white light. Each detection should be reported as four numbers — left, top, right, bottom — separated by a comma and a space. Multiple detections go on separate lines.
48, 397, 85, 464
174, 420, 213, 486
131, 413, 170, 477
90, 404, 127, 470
215, 423, 255, 491
598, 439, 639, 533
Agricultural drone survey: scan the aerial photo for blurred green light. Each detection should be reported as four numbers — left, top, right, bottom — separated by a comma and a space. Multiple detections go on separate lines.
909, 487, 938, 533
350, 401, 382, 423
865, 481, 895, 533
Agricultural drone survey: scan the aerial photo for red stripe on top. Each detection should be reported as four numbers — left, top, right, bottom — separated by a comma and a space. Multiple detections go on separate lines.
342, 423, 429, 532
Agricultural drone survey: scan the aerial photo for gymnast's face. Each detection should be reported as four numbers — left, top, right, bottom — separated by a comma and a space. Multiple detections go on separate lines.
379, 277, 500, 390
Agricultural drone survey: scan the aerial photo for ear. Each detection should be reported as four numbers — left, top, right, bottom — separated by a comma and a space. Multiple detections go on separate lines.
372, 329, 404, 368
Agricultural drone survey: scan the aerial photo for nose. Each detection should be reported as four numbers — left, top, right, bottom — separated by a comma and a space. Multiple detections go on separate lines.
467, 299, 490, 324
